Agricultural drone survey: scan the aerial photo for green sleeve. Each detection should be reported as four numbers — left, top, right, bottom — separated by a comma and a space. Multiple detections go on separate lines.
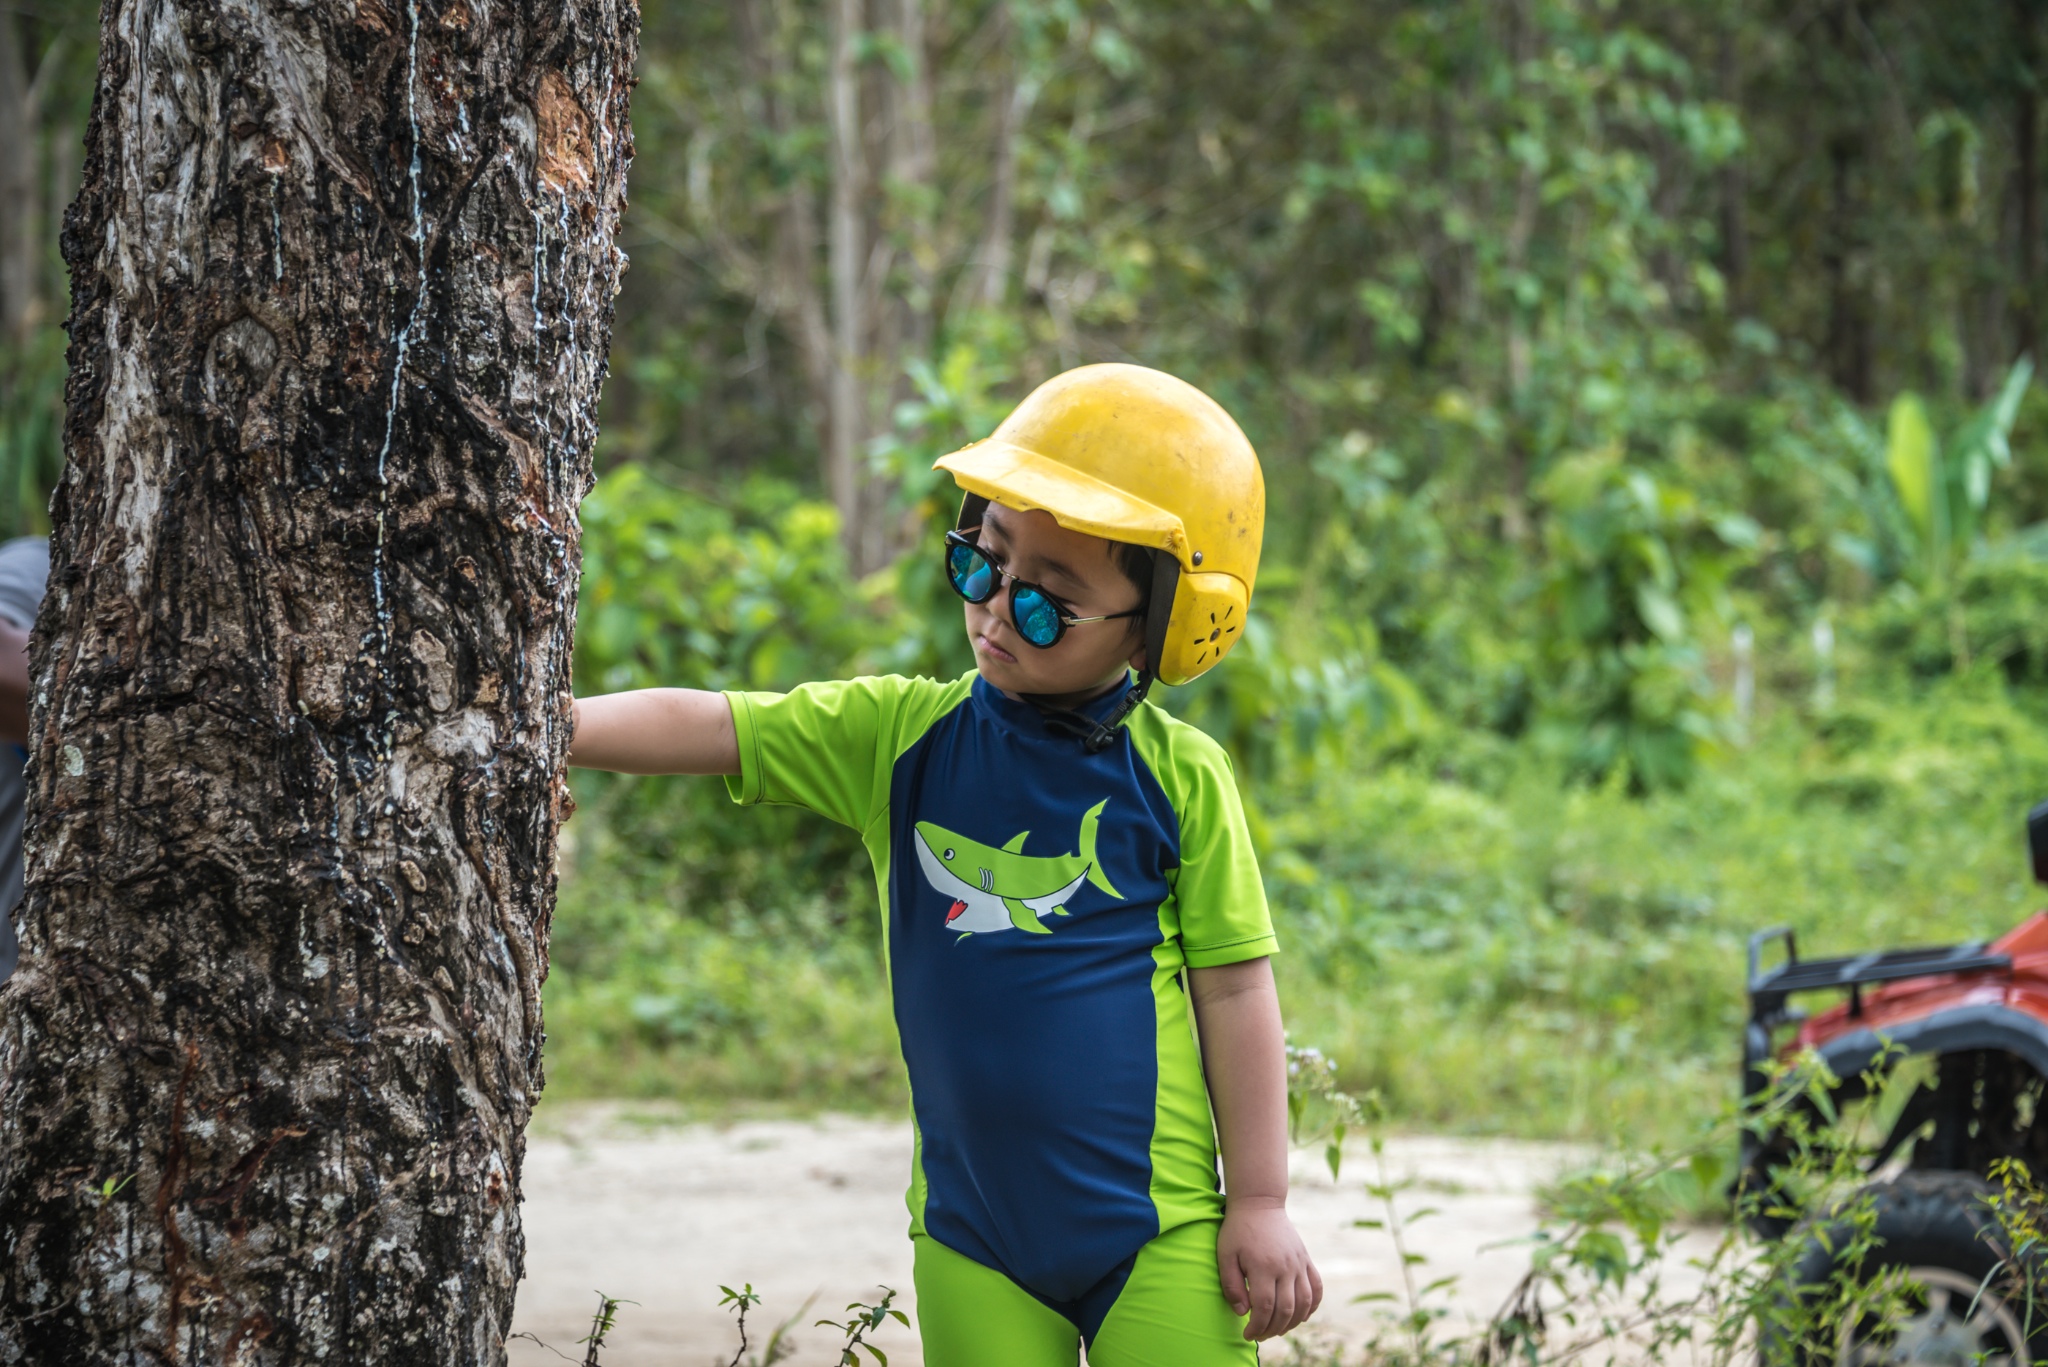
1131, 712, 1278, 967
722, 675, 925, 830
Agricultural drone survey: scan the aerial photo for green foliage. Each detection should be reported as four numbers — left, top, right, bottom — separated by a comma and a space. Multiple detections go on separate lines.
1270, 1049, 1947, 1367
0, 331, 69, 541
1530, 450, 1757, 790
814, 1288, 909, 1367
1875, 358, 2037, 587
574, 465, 900, 696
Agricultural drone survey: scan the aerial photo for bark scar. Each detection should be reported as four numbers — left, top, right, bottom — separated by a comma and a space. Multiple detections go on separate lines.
534, 70, 594, 192
154, 1041, 225, 1359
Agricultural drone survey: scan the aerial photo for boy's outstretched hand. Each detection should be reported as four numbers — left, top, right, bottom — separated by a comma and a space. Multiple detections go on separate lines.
1217, 1196, 1323, 1340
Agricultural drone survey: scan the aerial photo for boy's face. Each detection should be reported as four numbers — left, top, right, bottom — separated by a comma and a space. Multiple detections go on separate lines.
963, 501, 1147, 705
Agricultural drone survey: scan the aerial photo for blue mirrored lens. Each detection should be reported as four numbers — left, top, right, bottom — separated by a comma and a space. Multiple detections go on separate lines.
1012, 587, 1062, 646
949, 544, 995, 602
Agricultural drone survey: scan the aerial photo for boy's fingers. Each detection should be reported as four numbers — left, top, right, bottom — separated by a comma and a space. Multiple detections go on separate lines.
1237, 1270, 1265, 1339
1268, 1278, 1298, 1340
1307, 1258, 1324, 1315
1217, 1247, 1249, 1315
1239, 1291, 1264, 1339
1246, 1273, 1282, 1340
1284, 1268, 1317, 1334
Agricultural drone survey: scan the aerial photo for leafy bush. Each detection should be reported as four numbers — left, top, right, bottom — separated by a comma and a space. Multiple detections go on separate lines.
1530, 451, 1758, 791
1861, 559, 2048, 683
552, 467, 909, 1103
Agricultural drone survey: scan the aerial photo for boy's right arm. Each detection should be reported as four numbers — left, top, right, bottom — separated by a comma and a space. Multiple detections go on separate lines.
568, 689, 740, 775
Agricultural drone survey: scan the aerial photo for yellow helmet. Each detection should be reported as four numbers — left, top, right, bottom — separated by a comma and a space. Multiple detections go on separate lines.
933, 363, 1265, 688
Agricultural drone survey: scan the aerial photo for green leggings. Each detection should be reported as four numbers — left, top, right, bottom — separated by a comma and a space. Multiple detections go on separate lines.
912, 1220, 1258, 1367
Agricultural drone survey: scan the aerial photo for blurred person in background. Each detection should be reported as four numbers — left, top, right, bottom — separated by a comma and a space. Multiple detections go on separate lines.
0, 537, 48, 985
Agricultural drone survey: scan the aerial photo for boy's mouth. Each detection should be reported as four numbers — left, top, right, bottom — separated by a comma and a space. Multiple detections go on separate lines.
974, 632, 1018, 665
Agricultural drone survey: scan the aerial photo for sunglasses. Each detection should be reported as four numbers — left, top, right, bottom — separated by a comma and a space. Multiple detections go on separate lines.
945, 529, 1146, 649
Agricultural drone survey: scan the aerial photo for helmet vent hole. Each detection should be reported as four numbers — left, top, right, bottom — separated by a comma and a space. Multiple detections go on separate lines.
1224, 606, 1234, 619
1195, 649, 1207, 664
1209, 629, 1221, 642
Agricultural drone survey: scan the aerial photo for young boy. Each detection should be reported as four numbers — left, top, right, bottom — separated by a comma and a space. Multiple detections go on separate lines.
569, 363, 1321, 1365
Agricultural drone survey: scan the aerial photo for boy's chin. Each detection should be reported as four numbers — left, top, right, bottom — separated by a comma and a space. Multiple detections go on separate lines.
972, 657, 1126, 704
970, 651, 1049, 696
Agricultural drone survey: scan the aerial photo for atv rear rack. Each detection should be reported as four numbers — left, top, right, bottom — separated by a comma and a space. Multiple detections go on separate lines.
1743, 927, 2012, 1097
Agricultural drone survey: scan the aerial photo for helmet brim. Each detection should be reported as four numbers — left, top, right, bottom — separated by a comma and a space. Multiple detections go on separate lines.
934, 440, 1191, 566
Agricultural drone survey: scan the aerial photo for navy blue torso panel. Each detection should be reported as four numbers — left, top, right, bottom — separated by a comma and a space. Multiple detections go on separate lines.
886, 678, 1182, 1303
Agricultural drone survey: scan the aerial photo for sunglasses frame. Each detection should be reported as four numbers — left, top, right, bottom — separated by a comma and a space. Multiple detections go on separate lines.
944, 528, 1146, 650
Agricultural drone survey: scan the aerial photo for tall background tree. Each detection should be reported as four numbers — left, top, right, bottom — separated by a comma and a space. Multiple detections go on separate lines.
0, 0, 636, 1361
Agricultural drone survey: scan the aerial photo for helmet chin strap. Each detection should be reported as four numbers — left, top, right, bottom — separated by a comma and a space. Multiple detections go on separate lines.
955, 492, 1180, 753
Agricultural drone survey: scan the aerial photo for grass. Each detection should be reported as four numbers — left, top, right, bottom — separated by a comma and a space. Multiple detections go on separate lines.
540, 668, 2048, 1151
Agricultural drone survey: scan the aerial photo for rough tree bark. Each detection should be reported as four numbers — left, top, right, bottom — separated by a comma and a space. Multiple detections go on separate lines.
0, 0, 635, 1362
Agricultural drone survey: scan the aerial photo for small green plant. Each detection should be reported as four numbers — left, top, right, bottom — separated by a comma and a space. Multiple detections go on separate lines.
713, 1285, 904, 1366
577, 1292, 630, 1366
1981, 1157, 2048, 1348
1351, 1131, 1458, 1363
88, 1173, 133, 1204
720, 1283, 804, 1367
815, 1288, 908, 1367
1285, 1038, 1365, 1182
508, 1290, 636, 1366
1277, 1039, 1923, 1366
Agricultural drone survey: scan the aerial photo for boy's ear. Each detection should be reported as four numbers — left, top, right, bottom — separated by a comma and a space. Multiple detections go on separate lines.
1126, 635, 1148, 673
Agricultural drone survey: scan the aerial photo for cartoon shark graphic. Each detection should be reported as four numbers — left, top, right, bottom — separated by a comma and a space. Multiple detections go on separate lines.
913, 799, 1123, 936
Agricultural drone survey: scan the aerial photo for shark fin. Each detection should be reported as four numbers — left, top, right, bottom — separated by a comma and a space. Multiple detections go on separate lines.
1004, 897, 1053, 935
1002, 831, 1030, 853
1079, 798, 1123, 899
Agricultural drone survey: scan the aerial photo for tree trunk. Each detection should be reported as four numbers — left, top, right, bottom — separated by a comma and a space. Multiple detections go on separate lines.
2014, 0, 2040, 361
0, 10, 38, 343
740, 0, 835, 473
1716, 23, 1748, 316
967, 2, 1029, 315
1499, 0, 1537, 543
827, 0, 866, 568
1821, 2, 1873, 403
0, 1, 636, 1363
887, 0, 935, 353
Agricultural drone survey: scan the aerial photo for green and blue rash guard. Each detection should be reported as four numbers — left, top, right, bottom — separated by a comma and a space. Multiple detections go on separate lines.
722, 672, 1277, 1319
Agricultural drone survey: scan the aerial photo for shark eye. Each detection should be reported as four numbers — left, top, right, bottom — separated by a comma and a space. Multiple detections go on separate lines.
943, 849, 955, 861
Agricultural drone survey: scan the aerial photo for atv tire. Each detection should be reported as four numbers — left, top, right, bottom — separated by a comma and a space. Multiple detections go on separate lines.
1778, 1170, 2045, 1365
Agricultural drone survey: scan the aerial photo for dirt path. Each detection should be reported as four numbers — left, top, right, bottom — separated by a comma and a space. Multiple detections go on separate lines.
507, 1106, 1711, 1366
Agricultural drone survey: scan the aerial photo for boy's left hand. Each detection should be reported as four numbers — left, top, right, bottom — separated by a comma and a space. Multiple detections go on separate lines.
1216, 1197, 1322, 1341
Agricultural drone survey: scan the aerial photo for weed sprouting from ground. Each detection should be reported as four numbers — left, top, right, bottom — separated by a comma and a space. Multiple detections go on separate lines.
816, 1288, 909, 1365
1982, 1157, 2048, 1349
717, 1281, 811, 1365
713, 1286, 904, 1366
720, 1284, 764, 1367
508, 1289, 636, 1365
578, 1292, 632, 1366
1273, 1044, 1952, 1366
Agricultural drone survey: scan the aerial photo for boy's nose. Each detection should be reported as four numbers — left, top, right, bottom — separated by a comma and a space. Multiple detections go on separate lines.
988, 582, 1022, 637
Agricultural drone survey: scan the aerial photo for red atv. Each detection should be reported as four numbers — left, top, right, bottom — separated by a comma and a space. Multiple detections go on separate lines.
1741, 801, 2048, 1362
